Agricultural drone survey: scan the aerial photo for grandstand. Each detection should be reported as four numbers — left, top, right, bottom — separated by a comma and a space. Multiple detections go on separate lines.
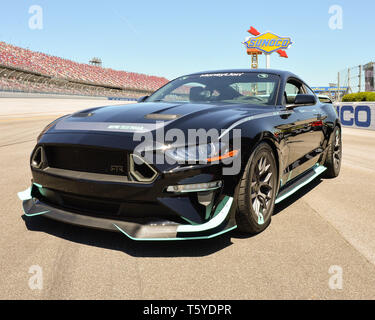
0, 41, 168, 98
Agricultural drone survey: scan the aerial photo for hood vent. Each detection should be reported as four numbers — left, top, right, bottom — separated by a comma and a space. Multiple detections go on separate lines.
145, 114, 180, 121
72, 112, 94, 118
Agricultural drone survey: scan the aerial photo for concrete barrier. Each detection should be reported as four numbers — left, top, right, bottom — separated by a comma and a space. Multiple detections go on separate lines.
108, 97, 137, 101
334, 102, 375, 130
0, 91, 112, 100
0, 91, 137, 101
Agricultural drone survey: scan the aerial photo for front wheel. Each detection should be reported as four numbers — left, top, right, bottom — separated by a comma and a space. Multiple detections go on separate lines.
235, 143, 278, 234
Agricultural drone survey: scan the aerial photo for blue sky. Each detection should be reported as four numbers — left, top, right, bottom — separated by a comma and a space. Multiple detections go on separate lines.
0, 0, 373, 86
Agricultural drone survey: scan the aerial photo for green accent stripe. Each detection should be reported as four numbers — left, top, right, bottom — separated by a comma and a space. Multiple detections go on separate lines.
177, 197, 233, 233
275, 165, 327, 204
25, 210, 50, 217
212, 196, 230, 218
180, 216, 199, 225
17, 188, 32, 201
113, 196, 235, 241
17, 183, 42, 201
204, 202, 213, 221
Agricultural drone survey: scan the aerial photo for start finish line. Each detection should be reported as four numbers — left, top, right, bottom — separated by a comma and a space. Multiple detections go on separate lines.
334, 102, 375, 130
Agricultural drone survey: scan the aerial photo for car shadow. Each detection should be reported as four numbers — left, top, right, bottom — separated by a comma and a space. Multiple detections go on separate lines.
231, 177, 323, 239
21, 178, 323, 257
273, 177, 323, 216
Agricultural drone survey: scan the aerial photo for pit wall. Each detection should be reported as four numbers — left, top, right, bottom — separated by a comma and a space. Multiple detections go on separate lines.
334, 102, 374, 130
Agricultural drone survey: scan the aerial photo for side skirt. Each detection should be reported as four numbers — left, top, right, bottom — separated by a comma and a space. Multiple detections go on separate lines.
275, 164, 327, 204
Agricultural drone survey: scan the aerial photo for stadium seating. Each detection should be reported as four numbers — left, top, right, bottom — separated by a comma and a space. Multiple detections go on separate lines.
0, 77, 142, 97
0, 41, 168, 96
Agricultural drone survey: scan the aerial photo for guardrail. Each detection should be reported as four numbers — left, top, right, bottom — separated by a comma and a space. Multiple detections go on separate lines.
334, 102, 374, 130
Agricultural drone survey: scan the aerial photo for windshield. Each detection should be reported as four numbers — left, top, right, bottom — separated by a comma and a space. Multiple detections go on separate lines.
147, 72, 280, 106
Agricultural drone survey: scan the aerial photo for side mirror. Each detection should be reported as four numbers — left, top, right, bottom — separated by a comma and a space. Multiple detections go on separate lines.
318, 96, 333, 104
137, 96, 149, 103
287, 94, 316, 109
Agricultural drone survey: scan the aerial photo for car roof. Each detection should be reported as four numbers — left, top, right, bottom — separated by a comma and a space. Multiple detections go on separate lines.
187, 69, 301, 82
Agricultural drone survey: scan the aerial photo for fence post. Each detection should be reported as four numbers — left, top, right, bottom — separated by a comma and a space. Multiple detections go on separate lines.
348, 68, 351, 93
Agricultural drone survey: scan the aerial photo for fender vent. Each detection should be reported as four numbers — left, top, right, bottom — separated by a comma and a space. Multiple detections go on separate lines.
129, 154, 158, 183
31, 146, 45, 169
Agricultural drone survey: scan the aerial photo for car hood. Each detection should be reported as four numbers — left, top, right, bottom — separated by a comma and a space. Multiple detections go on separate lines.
47, 102, 271, 135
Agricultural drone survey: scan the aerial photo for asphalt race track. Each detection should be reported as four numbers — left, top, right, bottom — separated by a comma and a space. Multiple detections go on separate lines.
1, 98, 375, 299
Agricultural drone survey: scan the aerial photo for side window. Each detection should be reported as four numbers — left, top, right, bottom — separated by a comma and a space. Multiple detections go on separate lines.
284, 81, 302, 105
285, 83, 300, 95
303, 85, 318, 105
304, 85, 316, 96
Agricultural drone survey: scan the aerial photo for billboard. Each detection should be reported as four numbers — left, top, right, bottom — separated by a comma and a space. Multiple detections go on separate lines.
243, 27, 291, 58
364, 63, 374, 92
243, 32, 292, 54
312, 87, 348, 93
335, 102, 375, 130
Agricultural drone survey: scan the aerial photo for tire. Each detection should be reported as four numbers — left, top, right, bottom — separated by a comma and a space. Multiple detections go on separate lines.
236, 142, 278, 234
324, 126, 342, 178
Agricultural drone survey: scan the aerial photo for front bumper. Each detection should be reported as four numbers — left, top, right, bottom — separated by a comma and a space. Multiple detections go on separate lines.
19, 187, 237, 241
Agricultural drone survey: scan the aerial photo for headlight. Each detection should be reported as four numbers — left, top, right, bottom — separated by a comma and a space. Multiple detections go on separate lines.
165, 142, 220, 163
165, 142, 238, 163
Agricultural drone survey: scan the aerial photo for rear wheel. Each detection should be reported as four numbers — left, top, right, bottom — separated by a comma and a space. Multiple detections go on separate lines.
324, 126, 342, 178
236, 143, 278, 234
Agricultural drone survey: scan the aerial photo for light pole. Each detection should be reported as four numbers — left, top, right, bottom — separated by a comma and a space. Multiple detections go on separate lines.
266, 54, 270, 69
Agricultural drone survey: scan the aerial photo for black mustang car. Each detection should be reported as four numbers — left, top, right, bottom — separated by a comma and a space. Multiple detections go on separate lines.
19, 69, 342, 240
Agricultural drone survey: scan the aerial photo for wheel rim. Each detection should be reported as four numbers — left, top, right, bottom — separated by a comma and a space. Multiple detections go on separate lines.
250, 155, 274, 224
333, 129, 342, 169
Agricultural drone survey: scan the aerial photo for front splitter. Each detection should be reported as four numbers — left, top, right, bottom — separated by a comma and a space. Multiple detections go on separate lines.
19, 188, 236, 241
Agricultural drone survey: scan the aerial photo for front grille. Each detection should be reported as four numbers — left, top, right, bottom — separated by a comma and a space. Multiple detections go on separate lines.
44, 145, 128, 176
34, 187, 184, 222
59, 192, 120, 216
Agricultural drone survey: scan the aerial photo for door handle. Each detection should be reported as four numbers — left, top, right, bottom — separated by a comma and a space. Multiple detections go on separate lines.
314, 113, 322, 120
